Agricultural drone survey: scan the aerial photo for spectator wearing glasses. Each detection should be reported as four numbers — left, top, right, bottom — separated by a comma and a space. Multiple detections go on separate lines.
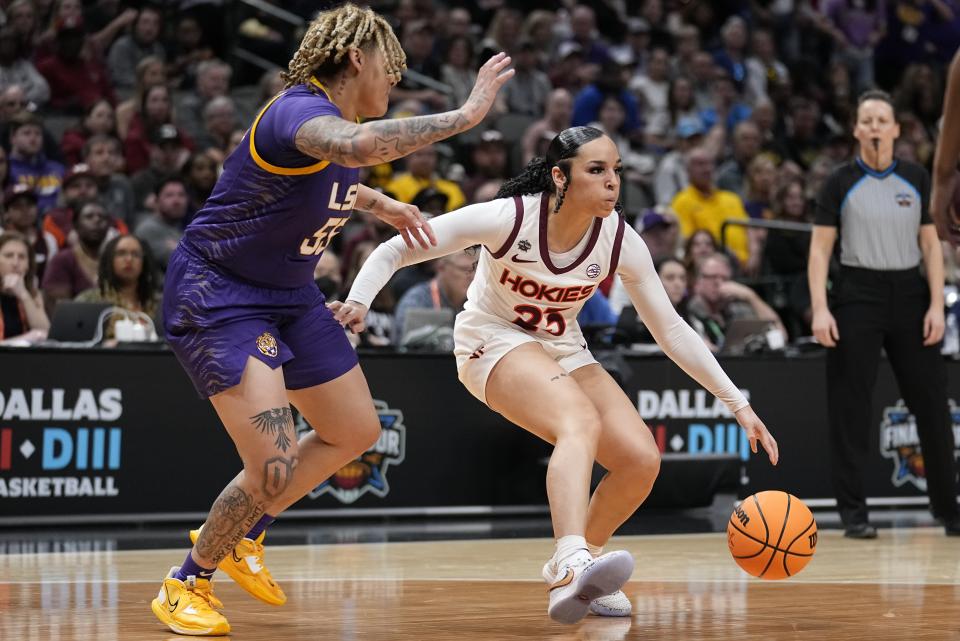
687, 252, 785, 350
75, 234, 161, 338
392, 249, 475, 344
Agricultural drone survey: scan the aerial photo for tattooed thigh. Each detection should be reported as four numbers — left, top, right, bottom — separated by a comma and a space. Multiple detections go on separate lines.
250, 407, 296, 452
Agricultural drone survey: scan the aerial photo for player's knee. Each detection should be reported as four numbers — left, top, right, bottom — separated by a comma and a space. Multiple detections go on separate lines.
350, 417, 381, 454
246, 449, 299, 500
608, 442, 660, 482
633, 446, 661, 480
556, 409, 602, 444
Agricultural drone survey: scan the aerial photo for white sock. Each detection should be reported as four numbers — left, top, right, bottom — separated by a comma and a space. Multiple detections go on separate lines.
554, 534, 590, 566
586, 542, 604, 558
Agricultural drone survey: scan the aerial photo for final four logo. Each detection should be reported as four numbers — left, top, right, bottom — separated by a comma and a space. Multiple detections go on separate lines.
879, 400, 960, 491
295, 400, 406, 504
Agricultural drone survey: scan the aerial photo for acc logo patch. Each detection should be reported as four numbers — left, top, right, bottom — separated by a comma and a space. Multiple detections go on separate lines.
256, 332, 278, 358
297, 400, 406, 504
586, 263, 601, 279
879, 399, 960, 491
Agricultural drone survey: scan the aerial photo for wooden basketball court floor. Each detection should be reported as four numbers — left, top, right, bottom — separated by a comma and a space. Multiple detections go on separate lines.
1, 527, 959, 641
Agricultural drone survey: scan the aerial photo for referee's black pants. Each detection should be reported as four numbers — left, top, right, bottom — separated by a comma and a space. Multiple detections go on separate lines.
827, 266, 959, 526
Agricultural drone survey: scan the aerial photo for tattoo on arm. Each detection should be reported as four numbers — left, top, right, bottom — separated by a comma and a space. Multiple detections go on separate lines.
251, 407, 294, 452
195, 485, 265, 564
357, 196, 380, 212
295, 112, 471, 167
550, 373, 569, 382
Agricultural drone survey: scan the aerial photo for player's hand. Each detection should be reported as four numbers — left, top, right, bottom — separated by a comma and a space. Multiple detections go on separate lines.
460, 53, 515, 127
328, 300, 368, 333
930, 175, 960, 246
811, 307, 839, 347
369, 196, 436, 250
735, 405, 779, 466
924, 304, 946, 346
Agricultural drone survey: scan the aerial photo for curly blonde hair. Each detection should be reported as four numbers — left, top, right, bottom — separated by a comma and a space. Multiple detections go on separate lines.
282, 3, 406, 89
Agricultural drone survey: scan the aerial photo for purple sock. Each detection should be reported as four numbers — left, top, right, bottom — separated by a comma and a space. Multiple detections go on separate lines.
245, 514, 275, 540
174, 552, 216, 582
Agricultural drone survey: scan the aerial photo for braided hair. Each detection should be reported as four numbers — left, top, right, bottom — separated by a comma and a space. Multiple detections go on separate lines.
495, 126, 606, 212
282, 3, 407, 89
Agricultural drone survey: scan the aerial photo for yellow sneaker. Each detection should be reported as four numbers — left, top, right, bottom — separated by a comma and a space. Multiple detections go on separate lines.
189, 527, 287, 606
151, 566, 230, 636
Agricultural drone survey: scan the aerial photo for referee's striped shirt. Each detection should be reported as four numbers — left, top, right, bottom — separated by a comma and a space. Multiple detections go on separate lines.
814, 158, 931, 271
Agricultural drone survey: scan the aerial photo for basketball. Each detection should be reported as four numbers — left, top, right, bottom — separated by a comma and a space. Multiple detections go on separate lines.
727, 491, 818, 580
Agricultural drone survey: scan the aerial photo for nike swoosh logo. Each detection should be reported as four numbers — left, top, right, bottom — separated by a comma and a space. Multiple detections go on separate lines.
166, 586, 180, 612
549, 568, 575, 591
580, 343, 587, 349
511, 254, 536, 263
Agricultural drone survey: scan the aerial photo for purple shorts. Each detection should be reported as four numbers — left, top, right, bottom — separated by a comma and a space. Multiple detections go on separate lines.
163, 246, 358, 398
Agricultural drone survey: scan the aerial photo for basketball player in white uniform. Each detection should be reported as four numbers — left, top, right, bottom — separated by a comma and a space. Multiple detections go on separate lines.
336, 127, 779, 624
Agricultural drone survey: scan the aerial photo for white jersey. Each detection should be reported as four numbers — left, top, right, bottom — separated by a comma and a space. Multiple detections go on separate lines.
464, 193, 624, 351
348, 193, 748, 412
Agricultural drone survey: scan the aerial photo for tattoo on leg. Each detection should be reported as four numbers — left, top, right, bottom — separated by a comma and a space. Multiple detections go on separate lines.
250, 407, 294, 452
262, 455, 298, 499
195, 485, 265, 564
550, 373, 569, 382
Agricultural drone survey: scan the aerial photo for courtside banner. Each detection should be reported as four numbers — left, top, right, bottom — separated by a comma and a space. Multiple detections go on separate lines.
0, 348, 550, 521
1, 348, 953, 522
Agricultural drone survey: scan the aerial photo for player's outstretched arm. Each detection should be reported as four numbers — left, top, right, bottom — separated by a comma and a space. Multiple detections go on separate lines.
355, 184, 436, 250
331, 199, 515, 332
296, 53, 514, 168
616, 227, 778, 464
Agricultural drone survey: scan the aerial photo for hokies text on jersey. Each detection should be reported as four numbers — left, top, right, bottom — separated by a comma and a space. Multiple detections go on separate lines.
498, 267, 596, 303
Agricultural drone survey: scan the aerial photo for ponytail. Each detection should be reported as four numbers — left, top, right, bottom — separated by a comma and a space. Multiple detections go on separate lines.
494, 126, 605, 200
495, 156, 553, 199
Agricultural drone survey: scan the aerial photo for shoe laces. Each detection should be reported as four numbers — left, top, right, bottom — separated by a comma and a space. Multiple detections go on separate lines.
557, 553, 592, 577
185, 576, 225, 609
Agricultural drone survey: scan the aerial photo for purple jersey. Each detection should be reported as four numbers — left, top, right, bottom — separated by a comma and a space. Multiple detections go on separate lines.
181, 79, 359, 288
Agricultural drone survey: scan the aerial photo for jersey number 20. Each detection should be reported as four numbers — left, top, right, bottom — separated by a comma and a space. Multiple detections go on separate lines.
512, 304, 569, 336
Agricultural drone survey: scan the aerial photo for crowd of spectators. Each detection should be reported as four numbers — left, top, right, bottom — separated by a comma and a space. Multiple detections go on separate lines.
1, 0, 958, 353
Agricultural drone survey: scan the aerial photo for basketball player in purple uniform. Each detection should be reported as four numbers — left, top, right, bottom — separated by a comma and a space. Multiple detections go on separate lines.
150, 4, 514, 636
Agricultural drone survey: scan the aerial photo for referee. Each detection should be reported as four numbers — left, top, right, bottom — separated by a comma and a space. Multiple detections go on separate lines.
808, 90, 960, 539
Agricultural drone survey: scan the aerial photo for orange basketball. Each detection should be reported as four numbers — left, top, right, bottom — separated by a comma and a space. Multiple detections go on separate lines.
727, 490, 817, 580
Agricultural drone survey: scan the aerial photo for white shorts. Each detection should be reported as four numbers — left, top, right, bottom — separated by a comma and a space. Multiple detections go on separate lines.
453, 309, 598, 405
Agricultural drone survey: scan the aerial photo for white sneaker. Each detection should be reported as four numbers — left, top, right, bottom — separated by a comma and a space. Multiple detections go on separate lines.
546, 550, 634, 624
543, 555, 633, 617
